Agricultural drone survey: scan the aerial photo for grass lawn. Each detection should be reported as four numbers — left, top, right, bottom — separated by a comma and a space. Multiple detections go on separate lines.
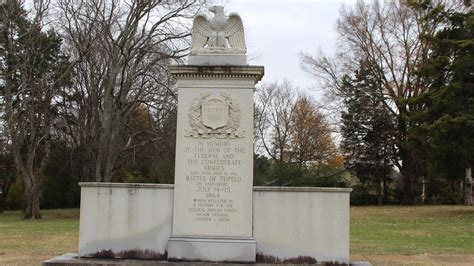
351, 205, 474, 255
0, 206, 473, 265
0, 209, 79, 265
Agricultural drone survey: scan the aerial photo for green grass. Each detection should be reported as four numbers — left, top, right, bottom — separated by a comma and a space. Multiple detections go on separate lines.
350, 205, 474, 255
0, 209, 79, 265
0, 206, 473, 264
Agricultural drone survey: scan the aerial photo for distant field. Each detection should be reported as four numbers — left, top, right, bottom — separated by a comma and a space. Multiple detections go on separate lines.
0, 206, 473, 265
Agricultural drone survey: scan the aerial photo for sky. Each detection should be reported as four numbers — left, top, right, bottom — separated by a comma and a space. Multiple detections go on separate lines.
21, 0, 356, 99
222, 0, 357, 96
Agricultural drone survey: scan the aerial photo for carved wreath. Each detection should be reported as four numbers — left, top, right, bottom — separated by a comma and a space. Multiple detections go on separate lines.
185, 92, 244, 139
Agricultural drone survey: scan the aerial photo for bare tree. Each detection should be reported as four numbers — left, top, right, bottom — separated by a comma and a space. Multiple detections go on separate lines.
55, 0, 204, 182
255, 80, 298, 164
300, 0, 439, 203
255, 80, 335, 167
1, 0, 71, 218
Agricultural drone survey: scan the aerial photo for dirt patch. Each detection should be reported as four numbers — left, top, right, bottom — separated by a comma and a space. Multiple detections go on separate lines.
0, 252, 53, 266
351, 254, 474, 265
428, 254, 474, 264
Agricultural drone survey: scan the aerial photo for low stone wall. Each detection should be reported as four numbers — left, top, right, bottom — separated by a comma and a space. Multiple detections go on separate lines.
78, 183, 173, 259
253, 186, 351, 264
78, 183, 351, 263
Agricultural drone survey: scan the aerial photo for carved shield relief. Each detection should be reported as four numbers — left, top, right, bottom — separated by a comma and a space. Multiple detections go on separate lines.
201, 98, 229, 130
186, 92, 244, 139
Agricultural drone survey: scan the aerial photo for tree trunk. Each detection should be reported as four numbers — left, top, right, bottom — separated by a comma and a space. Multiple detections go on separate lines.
0, 193, 4, 213
376, 179, 383, 206
383, 174, 389, 204
96, 59, 120, 183
401, 165, 415, 204
465, 166, 473, 206
0, 181, 11, 213
374, 173, 383, 205
421, 175, 426, 204
397, 109, 415, 205
22, 176, 42, 219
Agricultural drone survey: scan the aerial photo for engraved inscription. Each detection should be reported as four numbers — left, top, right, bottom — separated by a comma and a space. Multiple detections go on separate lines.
182, 140, 246, 223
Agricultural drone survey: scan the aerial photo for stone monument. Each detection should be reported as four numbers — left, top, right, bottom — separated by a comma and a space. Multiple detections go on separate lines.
166, 5, 264, 262
45, 5, 353, 265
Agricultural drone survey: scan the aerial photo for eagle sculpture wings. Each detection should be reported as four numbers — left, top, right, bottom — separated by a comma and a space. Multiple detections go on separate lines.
190, 6, 246, 54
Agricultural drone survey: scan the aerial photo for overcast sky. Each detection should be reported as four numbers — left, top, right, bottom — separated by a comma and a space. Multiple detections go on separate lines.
222, 0, 357, 97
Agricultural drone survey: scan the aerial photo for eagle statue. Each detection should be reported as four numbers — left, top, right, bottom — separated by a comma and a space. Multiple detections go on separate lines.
190, 6, 246, 54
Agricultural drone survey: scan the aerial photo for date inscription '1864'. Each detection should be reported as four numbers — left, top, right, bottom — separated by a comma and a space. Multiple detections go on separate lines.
182, 140, 245, 222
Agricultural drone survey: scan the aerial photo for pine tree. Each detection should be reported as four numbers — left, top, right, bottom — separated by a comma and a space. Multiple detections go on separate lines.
410, 1, 474, 205
341, 62, 396, 205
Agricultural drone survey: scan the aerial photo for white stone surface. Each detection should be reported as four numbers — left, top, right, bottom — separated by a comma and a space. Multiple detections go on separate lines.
78, 183, 173, 258
167, 237, 256, 262
188, 54, 247, 66
78, 183, 351, 263
172, 75, 255, 238
167, 65, 263, 262
253, 186, 352, 264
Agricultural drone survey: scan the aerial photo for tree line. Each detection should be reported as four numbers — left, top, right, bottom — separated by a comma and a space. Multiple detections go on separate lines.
253, 80, 344, 188
0, 0, 204, 218
300, 0, 473, 205
0, 0, 473, 219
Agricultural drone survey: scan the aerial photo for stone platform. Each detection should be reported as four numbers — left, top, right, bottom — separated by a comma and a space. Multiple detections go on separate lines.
78, 183, 351, 263
43, 253, 372, 266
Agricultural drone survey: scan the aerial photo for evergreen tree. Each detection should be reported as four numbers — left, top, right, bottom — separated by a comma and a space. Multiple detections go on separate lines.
341, 62, 396, 205
300, 1, 436, 204
410, 0, 474, 204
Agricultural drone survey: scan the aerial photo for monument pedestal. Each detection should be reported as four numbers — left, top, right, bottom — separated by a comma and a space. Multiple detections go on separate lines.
168, 237, 256, 262
167, 65, 263, 262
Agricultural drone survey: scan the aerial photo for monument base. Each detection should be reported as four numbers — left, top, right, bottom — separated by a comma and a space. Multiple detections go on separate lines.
188, 54, 247, 65
43, 253, 372, 265
78, 183, 351, 263
167, 236, 256, 262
